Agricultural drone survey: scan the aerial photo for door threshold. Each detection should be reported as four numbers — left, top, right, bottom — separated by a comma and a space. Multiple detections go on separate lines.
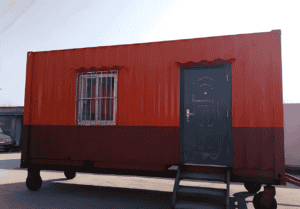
184, 163, 228, 168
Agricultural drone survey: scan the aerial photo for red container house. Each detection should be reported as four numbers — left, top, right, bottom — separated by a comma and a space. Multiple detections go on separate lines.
21, 30, 284, 208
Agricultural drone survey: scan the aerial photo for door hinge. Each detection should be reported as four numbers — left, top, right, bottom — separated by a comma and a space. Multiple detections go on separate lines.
226, 74, 228, 81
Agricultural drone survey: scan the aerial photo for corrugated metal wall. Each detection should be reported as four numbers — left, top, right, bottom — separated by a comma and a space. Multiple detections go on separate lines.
22, 30, 285, 183
284, 104, 300, 168
24, 30, 283, 128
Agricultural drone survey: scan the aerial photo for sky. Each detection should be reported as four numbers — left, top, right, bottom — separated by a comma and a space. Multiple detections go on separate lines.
0, 0, 299, 106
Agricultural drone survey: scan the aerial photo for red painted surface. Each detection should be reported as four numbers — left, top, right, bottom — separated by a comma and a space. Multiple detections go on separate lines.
21, 125, 179, 171
22, 30, 285, 185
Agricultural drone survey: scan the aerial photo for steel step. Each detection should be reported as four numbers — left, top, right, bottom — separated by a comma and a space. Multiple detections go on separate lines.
174, 200, 224, 209
172, 165, 230, 209
179, 172, 227, 182
177, 185, 227, 198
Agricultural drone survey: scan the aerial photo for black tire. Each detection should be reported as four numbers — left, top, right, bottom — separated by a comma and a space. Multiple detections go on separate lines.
253, 191, 277, 209
244, 182, 262, 193
64, 170, 76, 179
26, 172, 42, 191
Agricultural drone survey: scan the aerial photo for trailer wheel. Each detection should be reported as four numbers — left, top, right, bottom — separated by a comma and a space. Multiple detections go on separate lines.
26, 169, 42, 191
244, 182, 262, 193
253, 191, 277, 209
64, 170, 76, 179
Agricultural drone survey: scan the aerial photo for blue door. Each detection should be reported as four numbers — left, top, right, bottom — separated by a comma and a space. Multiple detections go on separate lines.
180, 64, 233, 166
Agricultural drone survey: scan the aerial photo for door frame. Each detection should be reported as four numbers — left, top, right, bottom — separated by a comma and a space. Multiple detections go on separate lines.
179, 64, 233, 166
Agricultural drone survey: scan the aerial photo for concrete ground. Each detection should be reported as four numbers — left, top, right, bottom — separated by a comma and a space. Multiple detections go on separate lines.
0, 152, 300, 209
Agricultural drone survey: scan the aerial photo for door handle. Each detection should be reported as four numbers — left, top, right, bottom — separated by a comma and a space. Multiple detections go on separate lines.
186, 109, 194, 123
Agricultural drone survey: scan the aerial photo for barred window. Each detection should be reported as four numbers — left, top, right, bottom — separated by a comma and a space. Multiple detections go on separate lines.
76, 70, 118, 125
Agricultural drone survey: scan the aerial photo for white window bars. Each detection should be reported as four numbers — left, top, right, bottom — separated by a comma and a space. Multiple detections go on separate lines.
76, 70, 118, 125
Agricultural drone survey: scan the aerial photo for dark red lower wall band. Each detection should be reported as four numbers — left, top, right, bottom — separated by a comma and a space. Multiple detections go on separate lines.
21, 125, 285, 185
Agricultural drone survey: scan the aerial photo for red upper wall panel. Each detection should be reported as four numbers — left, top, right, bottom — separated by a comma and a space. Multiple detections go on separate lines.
24, 30, 283, 128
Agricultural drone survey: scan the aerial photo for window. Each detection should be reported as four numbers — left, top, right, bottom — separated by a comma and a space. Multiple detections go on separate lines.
76, 70, 118, 125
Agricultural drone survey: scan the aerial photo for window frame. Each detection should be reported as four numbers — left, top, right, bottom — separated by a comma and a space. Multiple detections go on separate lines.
75, 70, 118, 126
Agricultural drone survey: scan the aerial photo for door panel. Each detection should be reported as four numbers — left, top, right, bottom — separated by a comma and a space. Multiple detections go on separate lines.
180, 64, 232, 166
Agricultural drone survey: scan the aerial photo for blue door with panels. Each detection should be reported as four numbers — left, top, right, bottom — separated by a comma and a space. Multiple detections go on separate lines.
180, 64, 233, 166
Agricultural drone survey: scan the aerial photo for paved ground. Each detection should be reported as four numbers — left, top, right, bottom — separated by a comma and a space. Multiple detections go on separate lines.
0, 152, 300, 209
